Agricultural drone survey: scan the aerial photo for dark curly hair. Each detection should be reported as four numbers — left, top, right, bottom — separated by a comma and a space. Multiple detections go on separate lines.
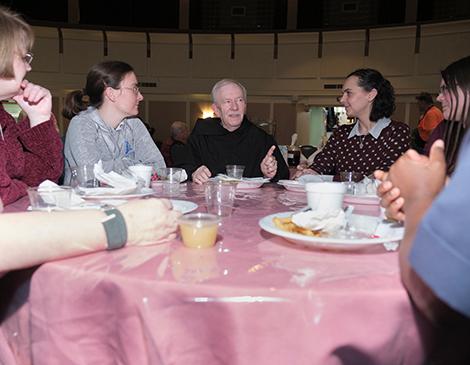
347, 68, 396, 122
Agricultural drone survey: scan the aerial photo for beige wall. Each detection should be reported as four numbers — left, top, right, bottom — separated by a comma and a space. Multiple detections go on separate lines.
29, 19, 469, 141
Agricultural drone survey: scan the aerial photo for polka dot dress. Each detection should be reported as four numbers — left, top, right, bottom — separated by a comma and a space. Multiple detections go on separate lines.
310, 120, 411, 176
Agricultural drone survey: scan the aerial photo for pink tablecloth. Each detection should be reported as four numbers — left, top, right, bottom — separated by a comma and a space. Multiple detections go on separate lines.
1, 183, 430, 364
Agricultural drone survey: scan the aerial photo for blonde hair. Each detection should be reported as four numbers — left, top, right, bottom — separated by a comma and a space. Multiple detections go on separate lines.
0, 6, 34, 78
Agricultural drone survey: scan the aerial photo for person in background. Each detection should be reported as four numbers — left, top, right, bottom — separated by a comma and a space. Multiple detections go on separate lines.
161, 121, 189, 167
178, 79, 289, 184
375, 56, 470, 326
413, 91, 444, 150
0, 5, 63, 206
293, 68, 410, 180
62, 60, 165, 185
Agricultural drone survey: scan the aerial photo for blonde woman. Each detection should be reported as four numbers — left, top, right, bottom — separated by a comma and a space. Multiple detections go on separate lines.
0, 5, 63, 205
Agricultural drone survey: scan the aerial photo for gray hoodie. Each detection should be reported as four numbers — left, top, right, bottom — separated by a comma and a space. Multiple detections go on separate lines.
64, 107, 165, 185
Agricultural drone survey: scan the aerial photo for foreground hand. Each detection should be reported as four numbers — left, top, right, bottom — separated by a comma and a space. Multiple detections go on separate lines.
375, 170, 406, 221
118, 198, 181, 246
387, 140, 446, 212
192, 165, 211, 184
12, 80, 52, 128
292, 165, 318, 179
261, 146, 278, 179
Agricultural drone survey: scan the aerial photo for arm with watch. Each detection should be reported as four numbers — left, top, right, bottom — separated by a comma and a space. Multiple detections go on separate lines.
0, 198, 180, 277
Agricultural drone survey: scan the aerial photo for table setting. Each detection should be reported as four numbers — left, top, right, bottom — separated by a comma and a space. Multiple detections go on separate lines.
1, 172, 430, 365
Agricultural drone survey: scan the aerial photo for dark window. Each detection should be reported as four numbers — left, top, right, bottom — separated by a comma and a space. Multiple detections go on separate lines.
1, 0, 68, 22
79, 0, 179, 29
297, 0, 323, 29
378, 0, 406, 25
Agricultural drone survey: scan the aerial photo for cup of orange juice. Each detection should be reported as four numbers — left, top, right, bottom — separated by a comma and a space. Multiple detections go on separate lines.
177, 213, 222, 249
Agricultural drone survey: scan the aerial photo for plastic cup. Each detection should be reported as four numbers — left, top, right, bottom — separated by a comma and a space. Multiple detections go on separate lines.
177, 213, 222, 249
129, 165, 153, 188
70, 165, 100, 188
204, 181, 237, 217
160, 167, 183, 196
226, 165, 245, 180
27, 186, 73, 211
340, 171, 365, 195
287, 145, 301, 166
305, 182, 346, 211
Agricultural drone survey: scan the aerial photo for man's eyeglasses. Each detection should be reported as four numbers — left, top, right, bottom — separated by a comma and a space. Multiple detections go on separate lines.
437, 85, 448, 97
22, 52, 33, 65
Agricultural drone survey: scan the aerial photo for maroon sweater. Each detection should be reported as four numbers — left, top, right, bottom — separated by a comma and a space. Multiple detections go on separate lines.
0, 104, 63, 205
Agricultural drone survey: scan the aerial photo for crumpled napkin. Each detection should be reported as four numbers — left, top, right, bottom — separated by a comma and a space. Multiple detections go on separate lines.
355, 176, 380, 195
76, 161, 139, 196
160, 169, 188, 182
29, 180, 104, 210
292, 209, 346, 234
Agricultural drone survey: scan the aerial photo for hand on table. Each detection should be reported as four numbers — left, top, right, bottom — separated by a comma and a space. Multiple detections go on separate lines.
376, 140, 447, 219
192, 165, 211, 184
118, 198, 181, 246
292, 164, 318, 180
261, 146, 278, 179
12, 80, 52, 128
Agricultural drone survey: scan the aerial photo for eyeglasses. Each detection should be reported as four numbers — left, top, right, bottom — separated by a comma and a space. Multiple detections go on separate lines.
22, 52, 33, 65
101, 78, 140, 95
121, 86, 140, 95
437, 85, 448, 97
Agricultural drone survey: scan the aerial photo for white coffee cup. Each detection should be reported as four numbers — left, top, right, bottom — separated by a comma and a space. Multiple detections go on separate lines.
305, 182, 346, 211
128, 165, 153, 188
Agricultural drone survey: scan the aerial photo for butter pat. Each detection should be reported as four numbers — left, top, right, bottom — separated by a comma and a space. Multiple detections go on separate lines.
292, 209, 346, 233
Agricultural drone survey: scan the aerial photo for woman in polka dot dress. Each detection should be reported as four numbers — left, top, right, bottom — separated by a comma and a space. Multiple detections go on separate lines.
294, 69, 410, 180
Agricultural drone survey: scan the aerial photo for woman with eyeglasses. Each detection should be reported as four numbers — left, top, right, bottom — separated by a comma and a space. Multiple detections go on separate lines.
375, 56, 470, 327
0, 7, 180, 295
0, 6, 63, 205
62, 60, 165, 185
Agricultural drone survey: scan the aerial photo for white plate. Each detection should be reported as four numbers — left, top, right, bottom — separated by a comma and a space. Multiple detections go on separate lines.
170, 200, 198, 214
259, 211, 403, 251
277, 180, 306, 192
210, 176, 268, 189
80, 189, 155, 200
236, 181, 265, 189
344, 194, 380, 205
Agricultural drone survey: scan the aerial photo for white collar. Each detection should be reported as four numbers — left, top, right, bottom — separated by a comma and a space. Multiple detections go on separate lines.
347, 117, 391, 139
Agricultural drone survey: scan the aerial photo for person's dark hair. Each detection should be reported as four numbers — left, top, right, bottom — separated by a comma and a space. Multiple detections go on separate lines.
415, 92, 434, 105
347, 68, 396, 122
61, 60, 134, 119
441, 56, 470, 174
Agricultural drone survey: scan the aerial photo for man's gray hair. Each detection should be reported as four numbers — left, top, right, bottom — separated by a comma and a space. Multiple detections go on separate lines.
170, 121, 188, 138
211, 79, 247, 107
